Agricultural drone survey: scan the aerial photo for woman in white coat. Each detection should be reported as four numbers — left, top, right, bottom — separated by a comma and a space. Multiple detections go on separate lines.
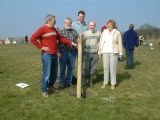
98, 20, 123, 89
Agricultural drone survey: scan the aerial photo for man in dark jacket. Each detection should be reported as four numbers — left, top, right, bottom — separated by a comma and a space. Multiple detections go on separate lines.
123, 24, 139, 69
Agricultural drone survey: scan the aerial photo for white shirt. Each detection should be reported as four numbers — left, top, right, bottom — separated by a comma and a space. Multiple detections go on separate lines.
102, 29, 116, 53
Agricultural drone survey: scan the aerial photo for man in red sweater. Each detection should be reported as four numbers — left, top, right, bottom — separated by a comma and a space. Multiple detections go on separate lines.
30, 14, 77, 98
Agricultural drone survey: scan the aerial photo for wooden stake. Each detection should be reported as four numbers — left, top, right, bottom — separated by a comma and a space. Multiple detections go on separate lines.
77, 35, 83, 98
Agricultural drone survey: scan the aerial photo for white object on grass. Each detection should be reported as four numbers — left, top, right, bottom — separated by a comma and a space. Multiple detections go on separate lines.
151, 47, 154, 50
100, 96, 116, 102
16, 83, 29, 88
149, 43, 153, 47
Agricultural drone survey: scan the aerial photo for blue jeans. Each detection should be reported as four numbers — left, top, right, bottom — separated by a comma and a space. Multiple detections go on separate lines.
126, 49, 134, 68
59, 49, 77, 86
41, 53, 58, 92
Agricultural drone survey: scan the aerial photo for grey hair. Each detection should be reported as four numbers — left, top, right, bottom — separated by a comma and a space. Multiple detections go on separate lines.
44, 14, 55, 23
88, 20, 96, 26
129, 24, 134, 29
64, 17, 72, 23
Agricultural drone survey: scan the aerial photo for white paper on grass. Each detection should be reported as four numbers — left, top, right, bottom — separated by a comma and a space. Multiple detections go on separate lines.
151, 47, 154, 50
16, 83, 29, 88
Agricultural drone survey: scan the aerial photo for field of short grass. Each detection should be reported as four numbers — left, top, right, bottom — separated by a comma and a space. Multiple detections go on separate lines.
0, 43, 160, 120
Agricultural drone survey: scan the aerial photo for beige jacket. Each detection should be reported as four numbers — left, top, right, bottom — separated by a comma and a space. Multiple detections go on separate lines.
98, 29, 123, 55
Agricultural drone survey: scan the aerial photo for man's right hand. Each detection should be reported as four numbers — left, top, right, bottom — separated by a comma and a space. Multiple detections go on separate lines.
41, 47, 50, 52
71, 42, 77, 47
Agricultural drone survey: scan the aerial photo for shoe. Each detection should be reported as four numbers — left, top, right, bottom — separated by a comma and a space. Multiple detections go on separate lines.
48, 87, 58, 93
130, 66, 135, 69
101, 84, 108, 88
111, 85, 116, 90
42, 92, 49, 98
59, 85, 66, 90
66, 83, 72, 88
125, 66, 130, 70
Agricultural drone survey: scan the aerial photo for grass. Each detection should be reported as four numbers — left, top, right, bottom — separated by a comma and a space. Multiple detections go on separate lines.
0, 42, 160, 120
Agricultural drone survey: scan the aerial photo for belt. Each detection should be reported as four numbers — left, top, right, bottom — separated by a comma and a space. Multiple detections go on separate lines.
61, 47, 75, 51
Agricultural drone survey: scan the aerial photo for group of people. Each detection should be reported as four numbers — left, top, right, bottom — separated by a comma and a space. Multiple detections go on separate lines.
30, 10, 139, 98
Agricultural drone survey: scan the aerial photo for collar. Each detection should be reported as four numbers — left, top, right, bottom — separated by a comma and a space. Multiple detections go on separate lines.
107, 28, 116, 32
76, 21, 87, 26
129, 29, 134, 31
63, 28, 73, 31
89, 29, 96, 33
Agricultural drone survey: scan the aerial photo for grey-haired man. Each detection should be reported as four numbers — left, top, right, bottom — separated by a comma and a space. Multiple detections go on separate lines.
30, 14, 77, 97
57, 17, 78, 88
83, 20, 101, 86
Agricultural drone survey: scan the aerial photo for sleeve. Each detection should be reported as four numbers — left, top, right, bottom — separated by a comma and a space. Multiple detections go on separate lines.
98, 31, 104, 54
74, 30, 78, 43
56, 30, 72, 46
97, 31, 101, 52
74, 30, 78, 39
30, 27, 43, 49
99, 31, 102, 38
118, 31, 123, 56
135, 33, 139, 47
122, 32, 126, 47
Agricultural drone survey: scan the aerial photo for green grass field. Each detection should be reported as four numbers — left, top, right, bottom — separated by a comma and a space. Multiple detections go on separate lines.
0, 43, 160, 120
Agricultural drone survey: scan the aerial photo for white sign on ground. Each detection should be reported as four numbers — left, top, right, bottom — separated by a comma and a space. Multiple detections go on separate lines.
16, 83, 29, 88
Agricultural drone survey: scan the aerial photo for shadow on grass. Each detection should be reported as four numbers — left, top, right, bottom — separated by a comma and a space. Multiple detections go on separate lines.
0, 65, 4, 75
117, 71, 131, 84
134, 61, 142, 67
0, 71, 3, 74
93, 72, 103, 85
93, 71, 131, 85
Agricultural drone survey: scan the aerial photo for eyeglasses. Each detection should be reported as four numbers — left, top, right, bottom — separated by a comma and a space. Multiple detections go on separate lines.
89, 25, 95, 26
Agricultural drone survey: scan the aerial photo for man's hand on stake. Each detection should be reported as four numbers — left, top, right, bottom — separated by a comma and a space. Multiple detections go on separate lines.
71, 42, 77, 48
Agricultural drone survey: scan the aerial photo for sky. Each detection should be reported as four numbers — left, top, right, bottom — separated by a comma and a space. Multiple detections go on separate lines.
0, 0, 160, 39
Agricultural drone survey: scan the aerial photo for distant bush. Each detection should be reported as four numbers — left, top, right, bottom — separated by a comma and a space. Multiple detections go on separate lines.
136, 24, 160, 40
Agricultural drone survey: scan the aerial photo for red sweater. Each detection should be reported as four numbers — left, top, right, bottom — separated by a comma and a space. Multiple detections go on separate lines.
30, 25, 72, 54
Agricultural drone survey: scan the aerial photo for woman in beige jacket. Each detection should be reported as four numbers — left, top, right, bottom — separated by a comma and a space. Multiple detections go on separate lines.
98, 20, 123, 89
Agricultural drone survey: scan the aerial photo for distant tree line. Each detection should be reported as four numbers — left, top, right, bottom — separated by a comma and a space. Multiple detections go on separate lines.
136, 24, 160, 40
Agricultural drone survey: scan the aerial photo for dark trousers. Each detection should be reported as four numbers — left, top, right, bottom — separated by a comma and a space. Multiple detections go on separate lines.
125, 49, 134, 68
59, 49, 77, 86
